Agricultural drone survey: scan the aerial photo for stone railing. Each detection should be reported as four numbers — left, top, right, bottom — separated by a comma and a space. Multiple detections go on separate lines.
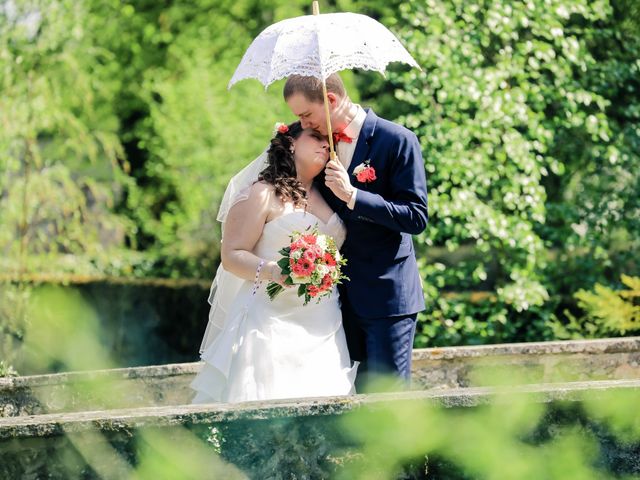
1, 337, 639, 478
2, 378, 639, 440
2, 337, 638, 417
1, 378, 639, 478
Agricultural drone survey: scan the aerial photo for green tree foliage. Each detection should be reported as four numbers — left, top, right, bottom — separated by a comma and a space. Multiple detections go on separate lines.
105, 0, 313, 276
356, 0, 639, 345
0, 0, 129, 273
1, 0, 638, 350
553, 274, 640, 338
1, 0, 312, 277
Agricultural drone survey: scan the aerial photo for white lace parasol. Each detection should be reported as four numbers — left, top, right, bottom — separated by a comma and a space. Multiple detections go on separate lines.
228, 10, 420, 89
228, 2, 420, 157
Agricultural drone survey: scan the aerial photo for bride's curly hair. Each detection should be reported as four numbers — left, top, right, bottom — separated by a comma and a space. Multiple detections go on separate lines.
258, 121, 308, 208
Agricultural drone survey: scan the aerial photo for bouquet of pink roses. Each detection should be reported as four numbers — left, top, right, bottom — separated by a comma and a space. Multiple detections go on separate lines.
266, 225, 348, 305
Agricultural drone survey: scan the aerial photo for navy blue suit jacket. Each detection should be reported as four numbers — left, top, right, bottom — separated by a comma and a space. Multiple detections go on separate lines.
318, 109, 428, 319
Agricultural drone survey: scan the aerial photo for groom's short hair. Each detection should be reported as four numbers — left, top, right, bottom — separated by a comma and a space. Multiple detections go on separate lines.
283, 74, 346, 103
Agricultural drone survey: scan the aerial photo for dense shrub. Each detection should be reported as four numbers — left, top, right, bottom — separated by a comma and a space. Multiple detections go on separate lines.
356, 0, 639, 345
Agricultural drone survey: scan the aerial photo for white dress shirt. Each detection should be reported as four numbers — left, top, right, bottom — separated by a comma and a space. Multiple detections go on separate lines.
335, 105, 366, 209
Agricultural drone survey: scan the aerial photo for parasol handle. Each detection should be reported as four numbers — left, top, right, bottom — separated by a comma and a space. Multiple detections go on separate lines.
322, 82, 337, 161
312, 1, 337, 161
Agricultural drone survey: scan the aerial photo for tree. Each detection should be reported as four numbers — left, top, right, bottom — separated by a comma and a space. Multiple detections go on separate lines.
0, 0, 128, 274
356, 0, 639, 345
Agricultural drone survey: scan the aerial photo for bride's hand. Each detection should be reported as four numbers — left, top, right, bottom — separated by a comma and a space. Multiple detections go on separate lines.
267, 261, 290, 286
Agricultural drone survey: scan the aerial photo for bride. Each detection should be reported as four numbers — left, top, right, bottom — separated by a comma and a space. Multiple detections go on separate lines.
191, 121, 356, 403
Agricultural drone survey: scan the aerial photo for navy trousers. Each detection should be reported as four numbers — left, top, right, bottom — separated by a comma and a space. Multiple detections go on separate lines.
341, 296, 417, 393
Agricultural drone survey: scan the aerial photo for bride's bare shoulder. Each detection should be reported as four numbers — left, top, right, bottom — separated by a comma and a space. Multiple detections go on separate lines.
246, 181, 278, 204
243, 181, 285, 210
250, 180, 275, 193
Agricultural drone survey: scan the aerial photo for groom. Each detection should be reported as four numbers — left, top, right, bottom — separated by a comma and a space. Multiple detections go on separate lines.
284, 74, 428, 391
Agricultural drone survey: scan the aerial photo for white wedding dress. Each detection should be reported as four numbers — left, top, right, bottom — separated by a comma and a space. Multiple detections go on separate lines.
191, 211, 357, 403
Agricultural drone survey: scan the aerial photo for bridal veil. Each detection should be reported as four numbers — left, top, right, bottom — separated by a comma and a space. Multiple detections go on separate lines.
198, 149, 268, 353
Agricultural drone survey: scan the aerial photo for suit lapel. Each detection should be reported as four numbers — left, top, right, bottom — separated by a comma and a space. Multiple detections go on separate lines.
348, 108, 377, 177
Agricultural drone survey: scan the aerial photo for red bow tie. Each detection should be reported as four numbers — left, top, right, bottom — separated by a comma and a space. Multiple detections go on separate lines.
332, 131, 353, 144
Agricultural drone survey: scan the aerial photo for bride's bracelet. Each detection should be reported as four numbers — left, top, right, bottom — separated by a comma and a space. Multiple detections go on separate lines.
252, 259, 265, 296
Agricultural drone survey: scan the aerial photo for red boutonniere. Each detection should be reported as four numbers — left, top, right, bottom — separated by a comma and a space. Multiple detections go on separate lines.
353, 160, 377, 183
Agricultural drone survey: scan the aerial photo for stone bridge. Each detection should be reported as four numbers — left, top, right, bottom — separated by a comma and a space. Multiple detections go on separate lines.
1, 337, 639, 478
